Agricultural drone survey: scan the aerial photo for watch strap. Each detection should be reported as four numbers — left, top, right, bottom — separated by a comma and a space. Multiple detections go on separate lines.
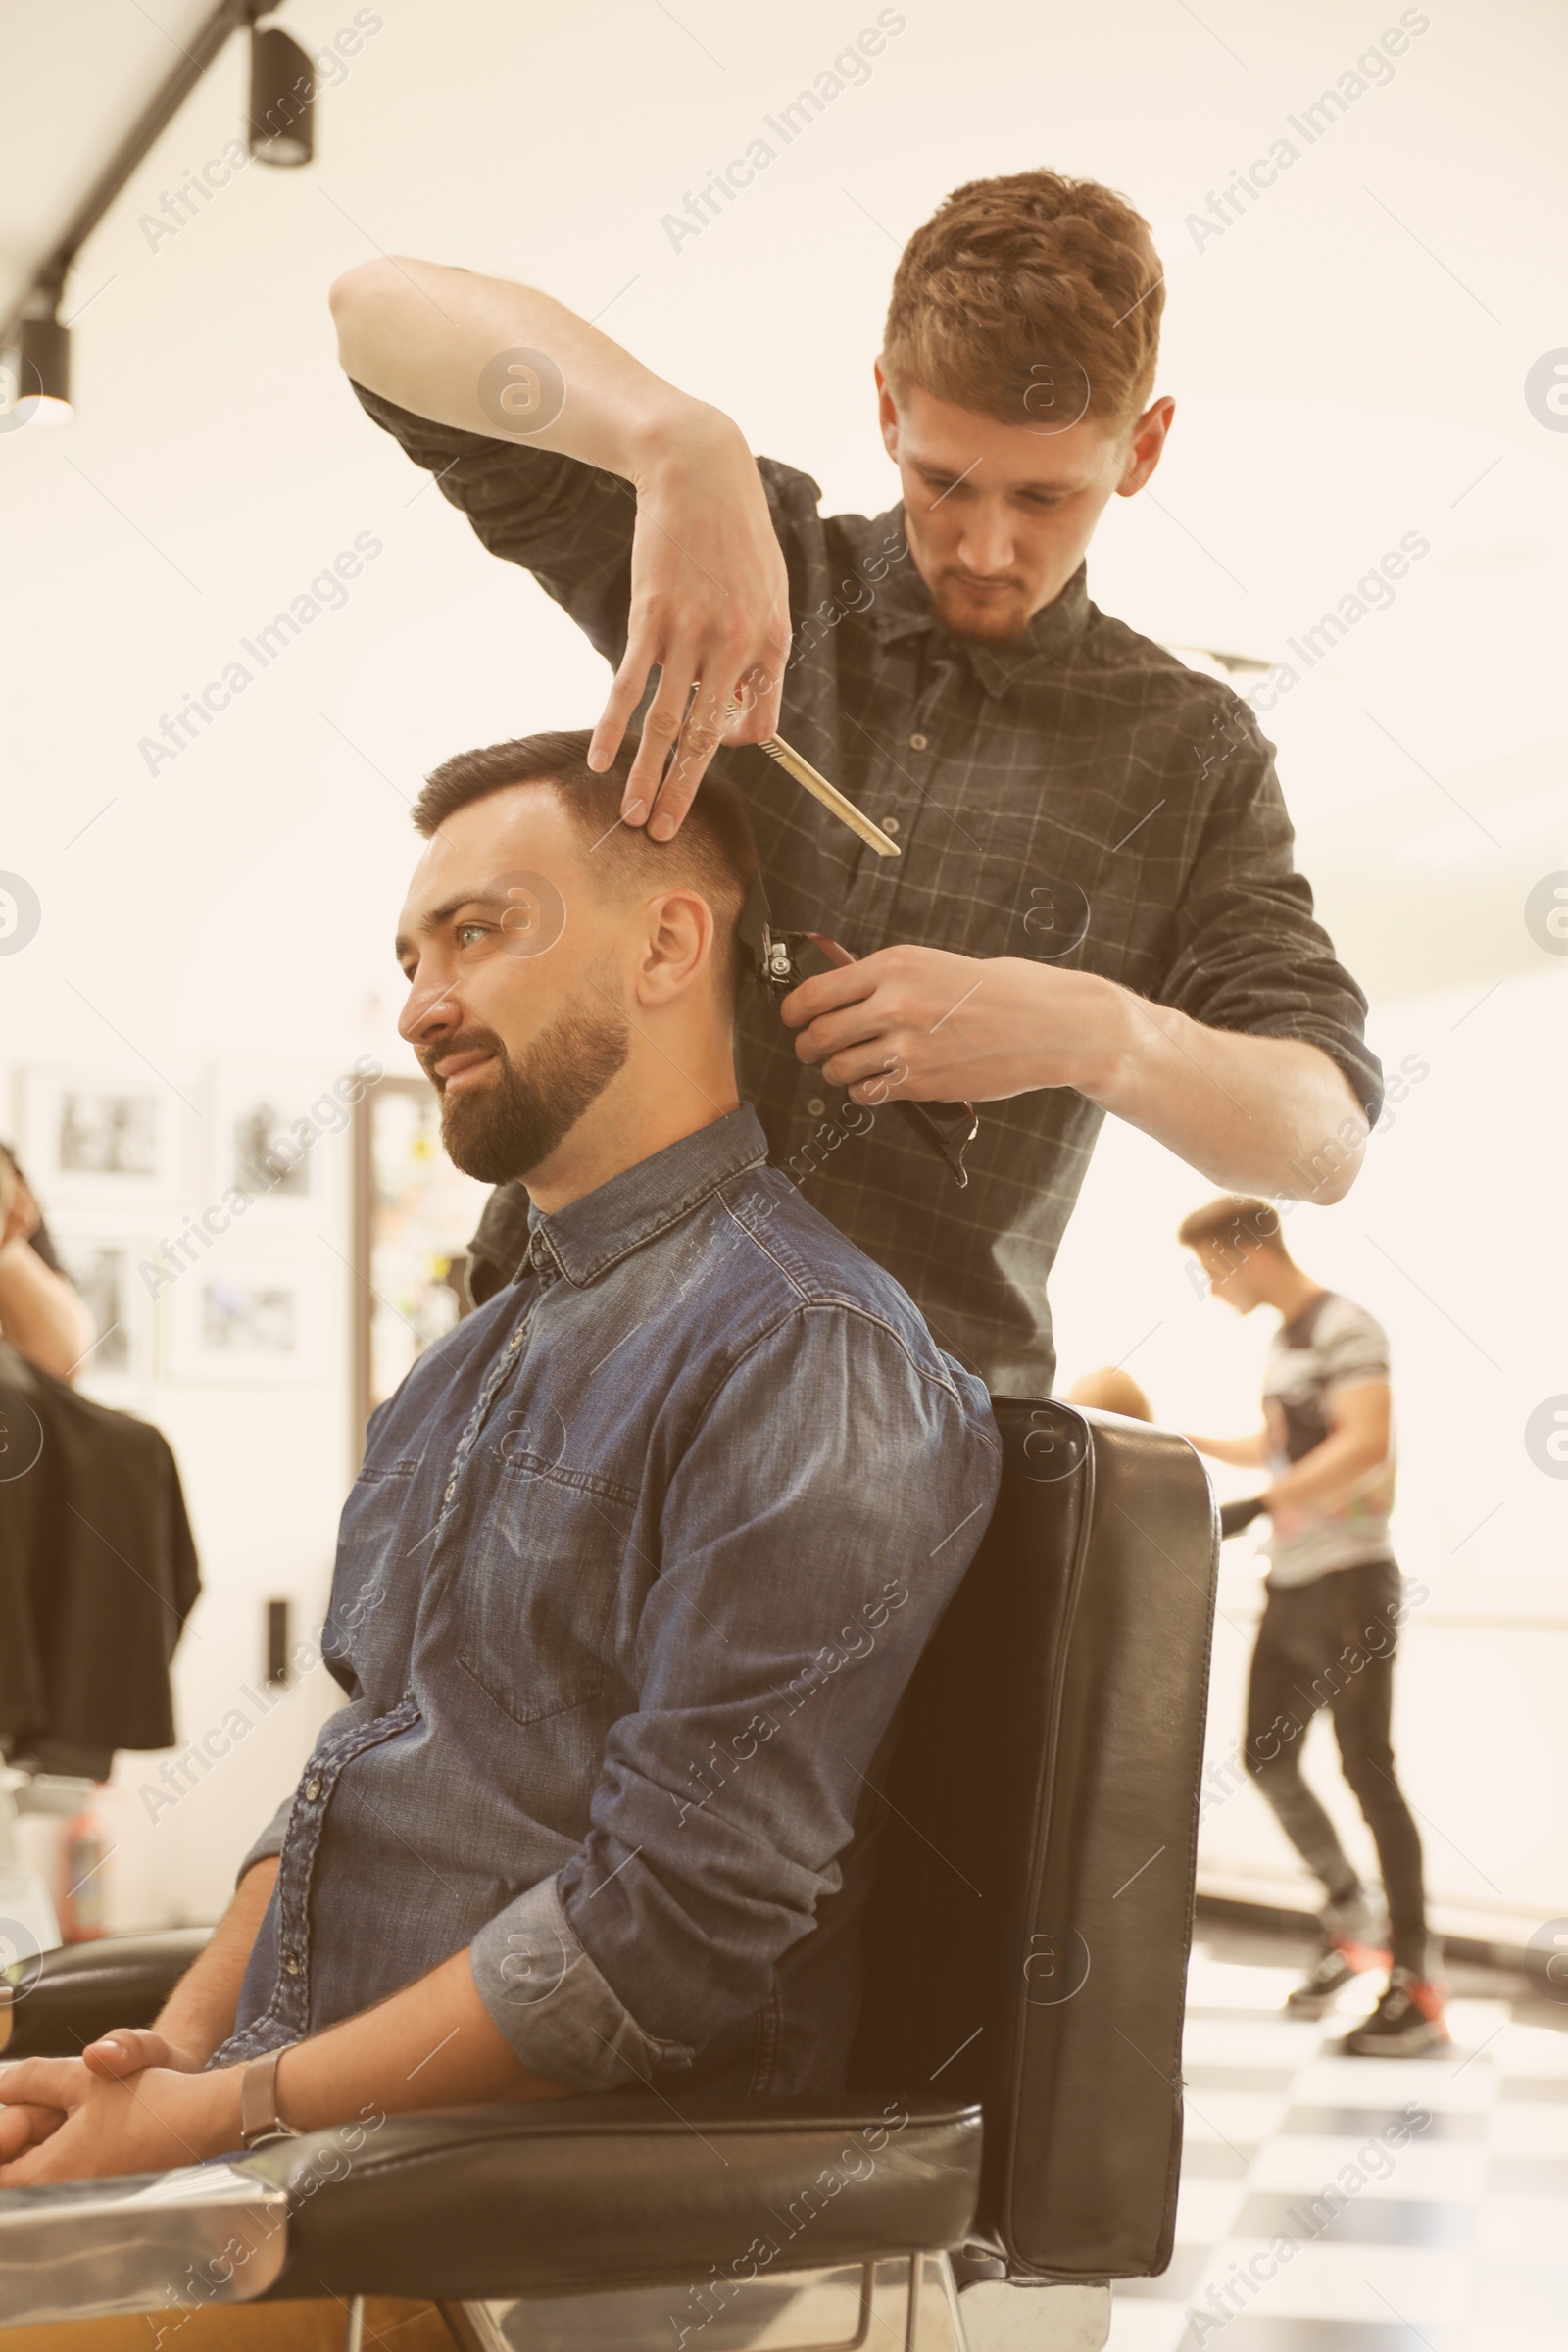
240, 2043, 300, 2146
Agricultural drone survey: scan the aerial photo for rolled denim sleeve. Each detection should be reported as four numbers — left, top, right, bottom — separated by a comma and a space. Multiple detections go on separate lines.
469, 1302, 1000, 2089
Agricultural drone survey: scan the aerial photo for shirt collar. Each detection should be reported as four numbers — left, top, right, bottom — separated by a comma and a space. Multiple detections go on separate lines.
522, 1105, 768, 1290
868, 506, 1092, 697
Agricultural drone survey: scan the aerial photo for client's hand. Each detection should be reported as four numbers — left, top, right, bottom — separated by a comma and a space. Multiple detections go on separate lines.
83, 2026, 207, 2079
0, 2054, 237, 2184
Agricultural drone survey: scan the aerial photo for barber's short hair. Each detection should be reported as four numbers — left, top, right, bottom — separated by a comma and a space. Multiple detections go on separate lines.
882, 169, 1164, 431
413, 729, 759, 989
1177, 1195, 1292, 1264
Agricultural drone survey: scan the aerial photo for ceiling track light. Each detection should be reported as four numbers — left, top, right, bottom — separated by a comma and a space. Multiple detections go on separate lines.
16, 306, 73, 427
248, 23, 316, 167
1, 1, 318, 424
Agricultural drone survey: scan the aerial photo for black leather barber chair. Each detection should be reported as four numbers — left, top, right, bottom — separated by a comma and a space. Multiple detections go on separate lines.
0, 1400, 1217, 2350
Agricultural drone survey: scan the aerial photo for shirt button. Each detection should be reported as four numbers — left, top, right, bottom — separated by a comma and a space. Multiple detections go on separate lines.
303, 1778, 321, 1802
283, 1955, 302, 1978
881, 817, 901, 835
908, 732, 928, 751
807, 1097, 826, 1116
444, 1479, 457, 1501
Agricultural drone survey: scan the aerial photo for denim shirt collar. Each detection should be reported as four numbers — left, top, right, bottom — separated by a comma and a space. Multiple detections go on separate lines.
523, 1105, 769, 1290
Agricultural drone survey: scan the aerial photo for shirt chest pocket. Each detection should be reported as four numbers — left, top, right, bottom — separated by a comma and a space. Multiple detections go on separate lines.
456, 1456, 636, 1728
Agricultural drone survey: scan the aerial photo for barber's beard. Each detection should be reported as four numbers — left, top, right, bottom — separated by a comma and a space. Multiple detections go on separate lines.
927, 572, 1034, 643
425, 995, 631, 1186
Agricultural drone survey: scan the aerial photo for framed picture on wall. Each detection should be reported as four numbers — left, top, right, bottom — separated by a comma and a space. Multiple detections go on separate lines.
208, 1067, 355, 1221
15, 1067, 193, 1210
165, 1246, 326, 1385
44, 1217, 161, 1398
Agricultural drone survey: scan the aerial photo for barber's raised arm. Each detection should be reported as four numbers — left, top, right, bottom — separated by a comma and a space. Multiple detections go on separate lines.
328, 259, 790, 825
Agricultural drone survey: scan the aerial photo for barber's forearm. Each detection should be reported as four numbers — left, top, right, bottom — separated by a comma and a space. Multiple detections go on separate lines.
1188, 1431, 1269, 1468
152, 1860, 280, 2066
328, 257, 724, 484
1086, 989, 1368, 1203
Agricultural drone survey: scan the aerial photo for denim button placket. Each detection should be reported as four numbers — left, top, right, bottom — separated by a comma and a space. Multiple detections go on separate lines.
268, 1692, 421, 2035
444, 1299, 534, 1503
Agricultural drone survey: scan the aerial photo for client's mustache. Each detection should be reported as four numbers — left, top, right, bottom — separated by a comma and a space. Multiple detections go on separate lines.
418, 1026, 510, 1090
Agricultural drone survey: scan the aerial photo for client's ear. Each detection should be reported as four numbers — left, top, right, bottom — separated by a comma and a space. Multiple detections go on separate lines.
633, 888, 715, 1006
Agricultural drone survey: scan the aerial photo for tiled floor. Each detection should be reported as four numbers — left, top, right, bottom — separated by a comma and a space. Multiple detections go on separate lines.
1109, 1922, 1568, 2352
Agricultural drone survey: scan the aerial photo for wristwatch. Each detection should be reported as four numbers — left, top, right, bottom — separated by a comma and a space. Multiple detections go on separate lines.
240, 2044, 302, 2147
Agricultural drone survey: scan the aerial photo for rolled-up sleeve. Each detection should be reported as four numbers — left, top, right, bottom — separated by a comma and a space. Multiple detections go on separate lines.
469, 1303, 1000, 2089
1156, 698, 1383, 1125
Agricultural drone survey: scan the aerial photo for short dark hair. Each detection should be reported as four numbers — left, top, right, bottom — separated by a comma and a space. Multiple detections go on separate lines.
413, 729, 759, 989
1177, 1195, 1292, 1265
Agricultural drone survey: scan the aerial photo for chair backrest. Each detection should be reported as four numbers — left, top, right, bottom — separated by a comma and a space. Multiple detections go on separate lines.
849, 1396, 1218, 2282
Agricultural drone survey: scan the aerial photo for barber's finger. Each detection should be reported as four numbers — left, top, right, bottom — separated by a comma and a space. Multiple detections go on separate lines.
83, 2028, 174, 2080
722, 657, 784, 745
622, 667, 696, 821
650, 684, 730, 839
589, 639, 656, 781
820, 1039, 915, 1091
780, 961, 880, 1030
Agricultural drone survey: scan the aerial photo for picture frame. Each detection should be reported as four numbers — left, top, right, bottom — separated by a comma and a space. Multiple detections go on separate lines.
43, 1214, 163, 1399
164, 1243, 327, 1386
14, 1066, 194, 1211
207, 1066, 357, 1222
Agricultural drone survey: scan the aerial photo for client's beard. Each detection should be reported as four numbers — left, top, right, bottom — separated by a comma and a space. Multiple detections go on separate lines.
423, 997, 631, 1186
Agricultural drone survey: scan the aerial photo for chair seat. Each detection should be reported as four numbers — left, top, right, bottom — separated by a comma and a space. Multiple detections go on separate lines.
250, 2092, 983, 2305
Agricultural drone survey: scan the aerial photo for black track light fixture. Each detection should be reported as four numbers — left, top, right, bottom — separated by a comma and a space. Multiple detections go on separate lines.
247, 22, 316, 166
1, 2, 321, 424
7, 303, 74, 429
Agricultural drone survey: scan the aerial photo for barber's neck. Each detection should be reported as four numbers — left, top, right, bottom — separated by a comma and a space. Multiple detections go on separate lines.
522, 1023, 740, 1215
1256, 1260, 1328, 1322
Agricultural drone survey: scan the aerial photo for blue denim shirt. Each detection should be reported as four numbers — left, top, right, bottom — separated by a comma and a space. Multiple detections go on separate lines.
217, 1108, 999, 2095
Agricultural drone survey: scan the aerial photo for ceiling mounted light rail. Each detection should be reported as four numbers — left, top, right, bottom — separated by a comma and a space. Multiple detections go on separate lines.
0, 4, 316, 426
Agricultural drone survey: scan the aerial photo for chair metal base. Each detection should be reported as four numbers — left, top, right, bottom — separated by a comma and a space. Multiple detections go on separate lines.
444, 2255, 968, 2352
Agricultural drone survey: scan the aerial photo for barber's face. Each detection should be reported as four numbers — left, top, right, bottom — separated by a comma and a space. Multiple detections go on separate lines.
1199, 1244, 1263, 1314
395, 787, 629, 1185
877, 369, 1172, 643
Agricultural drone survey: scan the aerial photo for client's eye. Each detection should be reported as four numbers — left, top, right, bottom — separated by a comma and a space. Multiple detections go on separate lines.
456, 921, 489, 949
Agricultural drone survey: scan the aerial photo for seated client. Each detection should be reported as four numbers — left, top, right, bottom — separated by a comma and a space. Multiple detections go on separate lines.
0, 728, 1000, 2184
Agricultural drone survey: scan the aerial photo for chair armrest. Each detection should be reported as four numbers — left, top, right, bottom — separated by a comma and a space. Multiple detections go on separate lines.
0, 2093, 981, 2327
247, 2091, 982, 2304
1, 1929, 211, 2057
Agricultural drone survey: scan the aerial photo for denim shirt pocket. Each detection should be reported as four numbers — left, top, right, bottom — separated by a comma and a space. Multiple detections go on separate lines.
457, 1453, 636, 1728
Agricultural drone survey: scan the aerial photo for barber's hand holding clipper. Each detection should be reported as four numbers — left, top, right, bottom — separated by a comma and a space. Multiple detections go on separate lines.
782, 946, 1138, 1108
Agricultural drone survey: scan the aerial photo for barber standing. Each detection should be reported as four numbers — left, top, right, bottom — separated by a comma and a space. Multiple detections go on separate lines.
329, 169, 1379, 1390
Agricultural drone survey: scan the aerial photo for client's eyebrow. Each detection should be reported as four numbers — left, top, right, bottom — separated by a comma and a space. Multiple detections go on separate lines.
393, 884, 512, 963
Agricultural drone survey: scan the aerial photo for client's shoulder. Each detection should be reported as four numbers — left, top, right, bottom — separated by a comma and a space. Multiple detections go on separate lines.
704, 1161, 982, 1409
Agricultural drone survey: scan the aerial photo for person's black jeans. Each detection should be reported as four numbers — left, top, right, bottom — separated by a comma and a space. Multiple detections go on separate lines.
1244, 1558, 1429, 1973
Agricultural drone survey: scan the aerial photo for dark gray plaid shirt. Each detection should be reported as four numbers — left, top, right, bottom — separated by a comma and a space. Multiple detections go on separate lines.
356, 386, 1379, 1392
